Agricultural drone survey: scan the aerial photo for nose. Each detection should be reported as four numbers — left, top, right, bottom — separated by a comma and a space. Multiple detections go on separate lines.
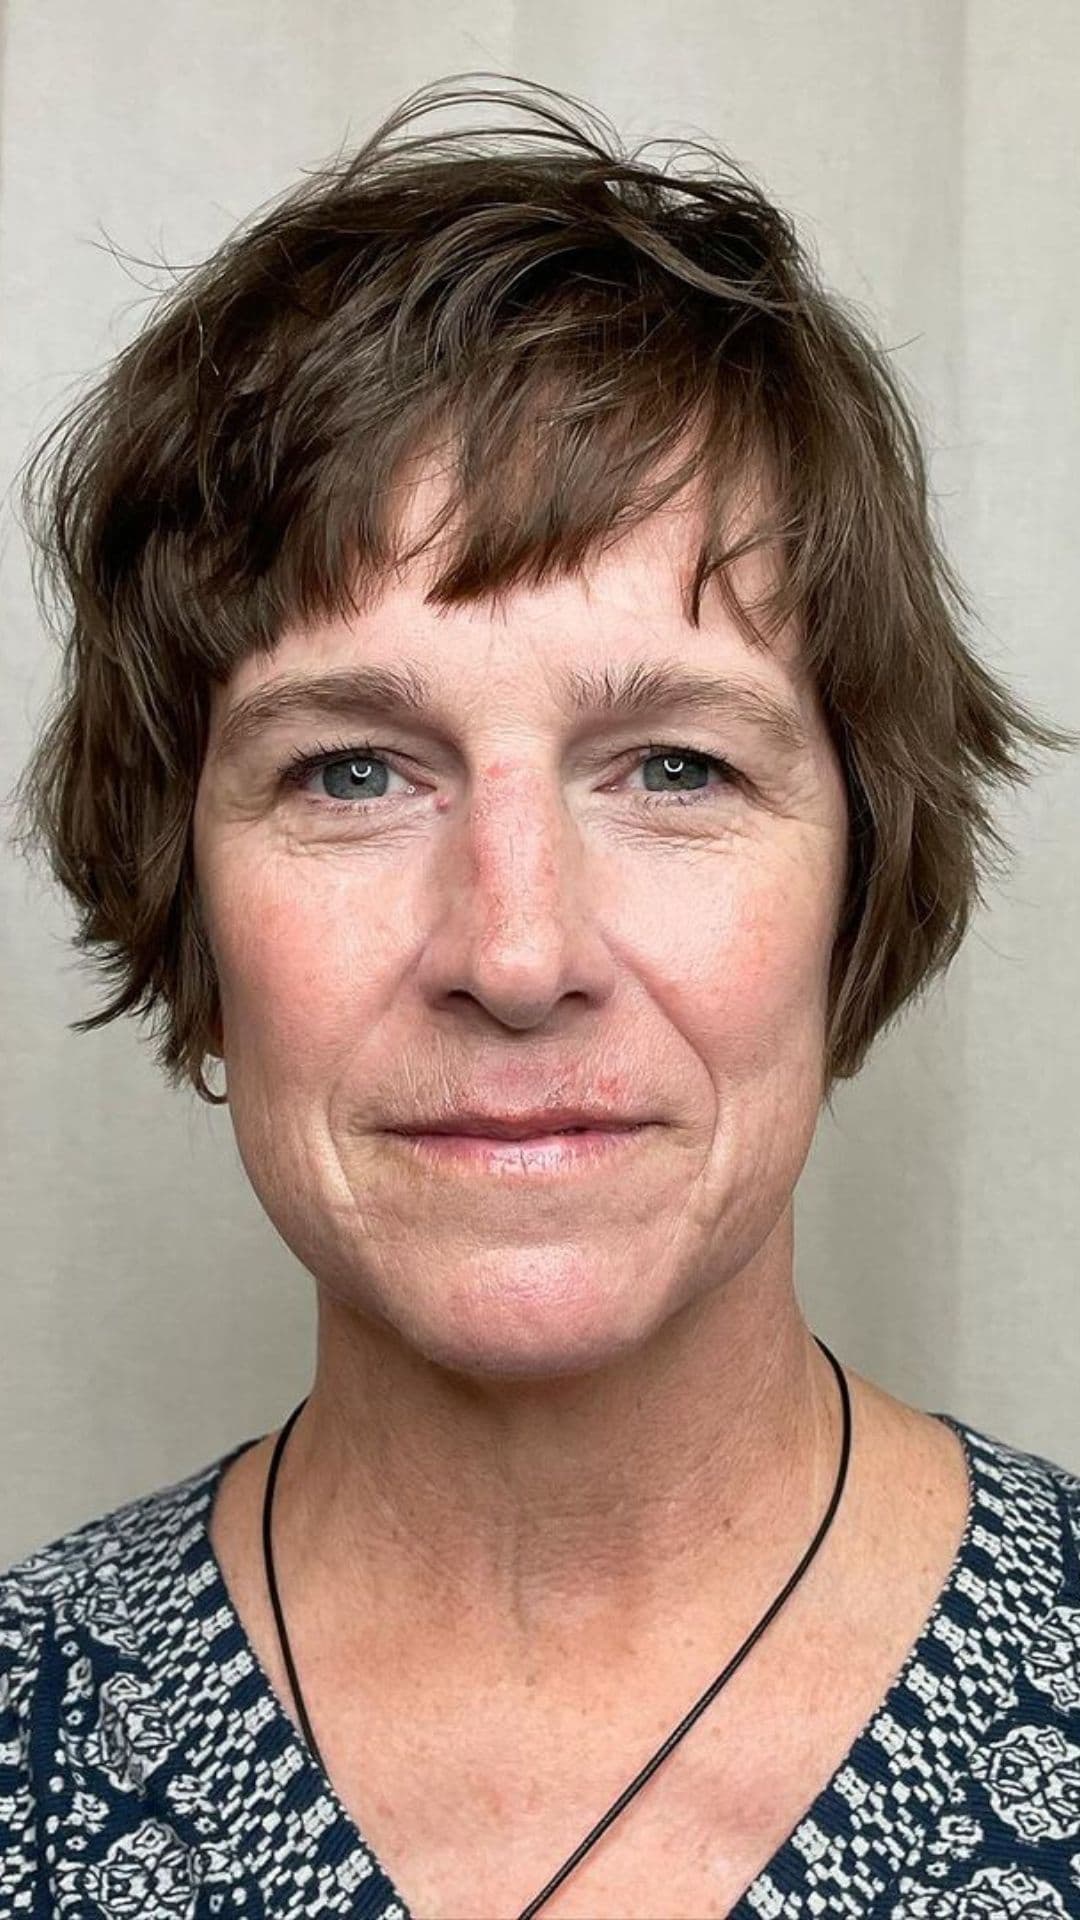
413, 760, 617, 1031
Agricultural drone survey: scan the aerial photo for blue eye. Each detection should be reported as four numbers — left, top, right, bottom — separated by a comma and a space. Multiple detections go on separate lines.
636, 748, 737, 799
278, 741, 740, 811
279, 741, 410, 807
307, 754, 392, 802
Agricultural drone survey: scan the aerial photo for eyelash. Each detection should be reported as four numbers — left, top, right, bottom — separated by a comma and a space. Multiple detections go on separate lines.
277, 738, 743, 813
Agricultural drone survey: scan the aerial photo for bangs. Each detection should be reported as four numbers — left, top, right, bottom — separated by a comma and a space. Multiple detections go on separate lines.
183, 242, 805, 682
317, 394, 789, 649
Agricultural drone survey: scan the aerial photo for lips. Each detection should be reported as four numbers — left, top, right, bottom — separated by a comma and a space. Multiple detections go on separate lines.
396, 1111, 647, 1140
388, 1122, 650, 1177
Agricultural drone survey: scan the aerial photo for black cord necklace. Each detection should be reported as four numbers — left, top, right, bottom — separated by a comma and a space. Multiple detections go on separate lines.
261, 1334, 851, 1920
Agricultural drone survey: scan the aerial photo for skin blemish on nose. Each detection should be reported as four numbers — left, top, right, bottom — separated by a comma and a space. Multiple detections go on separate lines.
437, 758, 526, 813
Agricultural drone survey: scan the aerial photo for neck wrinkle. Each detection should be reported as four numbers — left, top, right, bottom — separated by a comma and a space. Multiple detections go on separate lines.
277, 1259, 844, 1664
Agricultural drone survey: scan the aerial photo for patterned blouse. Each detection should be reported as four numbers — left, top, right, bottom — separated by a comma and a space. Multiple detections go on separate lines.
2, 1411, 1079, 1919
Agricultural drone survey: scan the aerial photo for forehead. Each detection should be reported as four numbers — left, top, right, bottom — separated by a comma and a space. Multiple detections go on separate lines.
387, 447, 796, 640
214, 452, 812, 726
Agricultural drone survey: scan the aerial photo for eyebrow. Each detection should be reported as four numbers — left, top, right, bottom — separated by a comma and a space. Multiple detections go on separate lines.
213, 657, 810, 762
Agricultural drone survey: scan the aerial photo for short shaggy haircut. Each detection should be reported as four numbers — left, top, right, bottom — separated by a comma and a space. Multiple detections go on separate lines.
9, 74, 1077, 1108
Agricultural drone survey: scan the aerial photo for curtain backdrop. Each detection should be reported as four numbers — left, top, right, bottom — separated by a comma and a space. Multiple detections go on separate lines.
2, 0, 1077, 1563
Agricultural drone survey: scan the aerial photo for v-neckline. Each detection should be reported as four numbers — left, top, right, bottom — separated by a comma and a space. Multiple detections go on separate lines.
130, 1409, 1065, 1919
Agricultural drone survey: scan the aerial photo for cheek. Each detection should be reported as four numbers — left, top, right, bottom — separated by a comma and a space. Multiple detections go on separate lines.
645, 853, 835, 1075
205, 818, 841, 1089
212, 862, 376, 1071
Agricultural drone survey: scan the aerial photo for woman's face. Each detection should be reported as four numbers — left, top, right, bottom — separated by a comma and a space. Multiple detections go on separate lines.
193, 476, 850, 1377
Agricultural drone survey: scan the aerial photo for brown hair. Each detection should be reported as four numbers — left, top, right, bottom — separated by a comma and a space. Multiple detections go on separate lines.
8, 73, 1077, 1108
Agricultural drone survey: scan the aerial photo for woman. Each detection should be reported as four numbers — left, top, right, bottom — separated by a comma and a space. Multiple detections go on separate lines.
4, 73, 1079, 1920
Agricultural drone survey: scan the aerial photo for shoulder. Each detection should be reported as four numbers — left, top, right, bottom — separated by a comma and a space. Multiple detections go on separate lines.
2, 1452, 221, 1589
947, 1410, 1080, 1540
886, 1413, 1080, 1914
0, 1448, 254, 1911
942, 1410, 1080, 1626
0, 1451, 230, 1716
936, 1412, 1080, 1727
969, 1419, 1080, 1706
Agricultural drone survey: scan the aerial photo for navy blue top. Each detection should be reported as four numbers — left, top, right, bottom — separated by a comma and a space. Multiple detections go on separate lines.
2, 1411, 1080, 1918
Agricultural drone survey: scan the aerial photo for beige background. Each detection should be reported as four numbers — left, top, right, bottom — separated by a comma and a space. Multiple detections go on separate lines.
1, 1, 1077, 1568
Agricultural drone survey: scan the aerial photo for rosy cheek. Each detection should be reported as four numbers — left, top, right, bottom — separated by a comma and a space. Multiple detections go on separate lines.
218, 880, 353, 1058
668, 886, 821, 1064
732, 894, 831, 1047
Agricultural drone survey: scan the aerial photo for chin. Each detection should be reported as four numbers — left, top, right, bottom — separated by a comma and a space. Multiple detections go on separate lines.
389, 1257, 659, 1382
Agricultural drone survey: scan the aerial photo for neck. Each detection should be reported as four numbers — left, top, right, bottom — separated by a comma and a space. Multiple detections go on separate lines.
274, 1215, 849, 1672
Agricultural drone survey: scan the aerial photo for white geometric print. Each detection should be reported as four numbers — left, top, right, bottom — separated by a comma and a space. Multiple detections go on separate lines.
2, 1416, 1078, 1918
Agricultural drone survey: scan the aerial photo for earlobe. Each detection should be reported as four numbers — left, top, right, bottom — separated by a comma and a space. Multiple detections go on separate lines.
196, 1051, 229, 1106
